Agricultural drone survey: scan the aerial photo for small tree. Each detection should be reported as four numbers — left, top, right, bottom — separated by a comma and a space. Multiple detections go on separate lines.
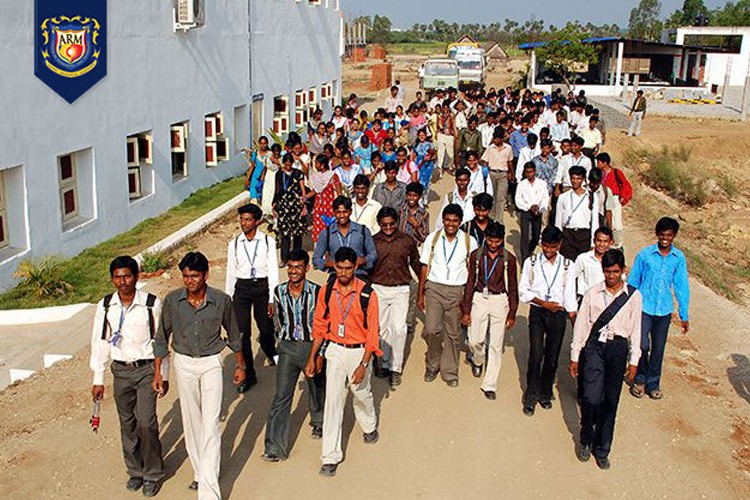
629, 0, 663, 41
535, 24, 599, 89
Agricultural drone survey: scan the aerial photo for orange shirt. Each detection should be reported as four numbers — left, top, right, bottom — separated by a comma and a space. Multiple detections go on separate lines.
312, 278, 382, 356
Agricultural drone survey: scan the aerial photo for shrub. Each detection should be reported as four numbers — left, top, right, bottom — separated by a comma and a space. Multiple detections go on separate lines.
14, 257, 74, 299
140, 251, 169, 274
628, 146, 708, 207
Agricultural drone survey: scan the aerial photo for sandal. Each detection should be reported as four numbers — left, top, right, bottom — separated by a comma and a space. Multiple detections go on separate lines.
648, 389, 663, 400
630, 383, 645, 399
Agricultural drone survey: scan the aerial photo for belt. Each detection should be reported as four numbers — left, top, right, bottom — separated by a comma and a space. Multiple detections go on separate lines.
112, 359, 153, 368
489, 169, 507, 173
237, 277, 268, 283
564, 227, 589, 232
329, 341, 366, 349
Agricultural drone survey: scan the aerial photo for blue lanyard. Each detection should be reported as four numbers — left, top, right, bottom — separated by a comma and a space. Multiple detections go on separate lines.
442, 235, 459, 266
483, 254, 500, 284
337, 230, 352, 248
540, 258, 562, 299
335, 290, 356, 325
564, 193, 588, 228
286, 288, 305, 337
109, 308, 127, 347
242, 238, 260, 269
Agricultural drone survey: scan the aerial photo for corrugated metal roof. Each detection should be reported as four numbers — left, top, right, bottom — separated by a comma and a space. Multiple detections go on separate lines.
518, 37, 727, 52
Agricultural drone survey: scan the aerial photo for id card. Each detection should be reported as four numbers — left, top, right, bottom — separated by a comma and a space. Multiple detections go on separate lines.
250, 268, 257, 279
598, 328, 608, 343
337, 324, 345, 338
293, 325, 302, 341
482, 286, 489, 299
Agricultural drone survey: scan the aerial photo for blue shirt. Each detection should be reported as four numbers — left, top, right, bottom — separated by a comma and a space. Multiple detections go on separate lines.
354, 144, 377, 171
509, 129, 529, 158
312, 221, 378, 276
628, 244, 690, 320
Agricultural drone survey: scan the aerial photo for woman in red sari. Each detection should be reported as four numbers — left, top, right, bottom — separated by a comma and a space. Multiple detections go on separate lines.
305, 154, 341, 242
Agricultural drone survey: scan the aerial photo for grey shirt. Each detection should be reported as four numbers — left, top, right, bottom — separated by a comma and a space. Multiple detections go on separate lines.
372, 181, 407, 209
153, 286, 242, 358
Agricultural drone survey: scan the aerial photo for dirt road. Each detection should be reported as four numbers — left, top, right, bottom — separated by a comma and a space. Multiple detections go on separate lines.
1, 61, 750, 499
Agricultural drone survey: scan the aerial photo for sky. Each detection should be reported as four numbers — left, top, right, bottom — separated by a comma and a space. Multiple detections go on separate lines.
344, 0, 728, 29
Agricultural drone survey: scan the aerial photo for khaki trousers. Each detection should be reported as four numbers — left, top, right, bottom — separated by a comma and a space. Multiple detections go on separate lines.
372, 284, 410, 373
488, 171, 508, 223
321, 343, 377, 465
436, 133, 455, 171
468, 292, 509, 392
173, 353, 223, 500
423, 281, 464, 382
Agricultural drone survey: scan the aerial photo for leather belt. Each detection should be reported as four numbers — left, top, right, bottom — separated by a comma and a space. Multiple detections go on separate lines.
112, 359, 153, 368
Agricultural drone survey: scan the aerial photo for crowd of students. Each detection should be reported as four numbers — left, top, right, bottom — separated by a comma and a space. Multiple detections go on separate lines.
89, 84, 690, 498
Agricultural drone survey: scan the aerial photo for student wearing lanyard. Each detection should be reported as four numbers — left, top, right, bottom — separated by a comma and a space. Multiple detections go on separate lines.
519, 226, 577, 416
461, 223, 519, 400
555, 165, 599, 262
418, 204, 479, 387
262, 249, 325, 462
305, 247, 382, 478
351, 174, 382, 236
89, 256, 167, 497
225, 204, 279, 391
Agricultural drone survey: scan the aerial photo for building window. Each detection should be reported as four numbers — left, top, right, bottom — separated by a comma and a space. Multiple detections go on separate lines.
126, 131, 154, 201
205, 112, 229, 167
58, 148, 95, 231
0, 172, 7, 249
308, 87, 318, 115
0, 165, 28, 256
273, 96, 290, 135
174, 0, 205, 31
294, 89, 308, 128
171, 122, 189, 180
234, 105, 249, 153
309, 0, 321, 4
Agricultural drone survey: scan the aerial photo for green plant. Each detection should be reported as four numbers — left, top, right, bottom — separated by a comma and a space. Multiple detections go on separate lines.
140, 251, 169, 274
14, 257, 74, 299
718, 174, 739, 197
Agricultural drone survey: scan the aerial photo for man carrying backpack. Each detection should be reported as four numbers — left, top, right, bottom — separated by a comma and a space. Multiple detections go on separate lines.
89, 256, 166, 497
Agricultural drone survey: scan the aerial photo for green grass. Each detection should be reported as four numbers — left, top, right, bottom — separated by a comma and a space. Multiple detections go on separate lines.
625, 146, 708, 207
385, 42, 447, 56
0, 176, 245, 310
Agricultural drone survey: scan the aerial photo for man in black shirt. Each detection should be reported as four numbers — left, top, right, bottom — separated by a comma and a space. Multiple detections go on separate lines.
460, 193, 495, 247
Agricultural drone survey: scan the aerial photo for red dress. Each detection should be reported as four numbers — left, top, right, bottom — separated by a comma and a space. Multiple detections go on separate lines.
312, 175, 341, 242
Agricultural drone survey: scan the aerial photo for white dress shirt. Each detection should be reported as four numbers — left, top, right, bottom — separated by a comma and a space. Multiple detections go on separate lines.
436, 189, 474, 229
550, 121, 571, 142
571, 282, 643, 365
516, 145, 541, 180
225, 230, 279, 303
573, 250, 604, 296
555, 153, 592, 188
352, 198, 382, 235
90, 290, 169, 385
467, 167, 493, 197
479, 122, 497, 148
554, 189, 599, 238
515, 178, 549, 213
519, 253, 578, 312
420, 229, 478, 286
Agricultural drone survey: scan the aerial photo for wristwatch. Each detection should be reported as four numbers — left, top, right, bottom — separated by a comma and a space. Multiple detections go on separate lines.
360, 360, 369, 368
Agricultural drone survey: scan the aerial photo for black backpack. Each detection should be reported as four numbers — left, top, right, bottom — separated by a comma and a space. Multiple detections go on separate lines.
101, 293, 157, 340
322, 274, 373, 330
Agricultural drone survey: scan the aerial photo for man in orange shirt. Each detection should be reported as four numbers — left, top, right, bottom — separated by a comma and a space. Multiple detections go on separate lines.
305, 247, 382, 477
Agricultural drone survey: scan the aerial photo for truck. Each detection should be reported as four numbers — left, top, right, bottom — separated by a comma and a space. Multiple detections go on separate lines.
452, 48, 486, 89
420, 58, 459, 91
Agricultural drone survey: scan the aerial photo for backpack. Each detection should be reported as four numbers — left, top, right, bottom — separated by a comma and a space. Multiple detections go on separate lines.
234, 233, 270, 265
528, 253, 571, 290
101, 293, 157, 340
426, 230, 471, 276
473, 246, 508, 289
322, 274, 374, 330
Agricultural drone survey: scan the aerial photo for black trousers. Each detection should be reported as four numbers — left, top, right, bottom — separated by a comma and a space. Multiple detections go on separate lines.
560, 227, 591, 261
524, 306, 567, 406
580, 336, 628, 459
111, 362, 164, 482
280, 235, 302, 264
264, 340, 326, 458
519, 210, 542, 262
233, 278, 278, 382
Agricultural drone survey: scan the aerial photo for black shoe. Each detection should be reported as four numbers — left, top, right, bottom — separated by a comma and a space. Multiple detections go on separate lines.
375, 368, 391, 379
311, 426, 323, 440
471, 362, 482, 378
261, 453, 281, 462
319, 464, 338, 477
142, 481, 160, 497
126, 478, 143, 492
446, 379, 459, 388
188, 481, 198, 490
390, 372, 402, 387
539, 400, 553, 410
595, 455, 611, 470
482, 390, 496, 400
577, 443, 592, 462
523, 405, 535, 416
236, 378, 258, 393
363, 429, 379, 444
267, 357, 277, 367
424, 370, 438, 383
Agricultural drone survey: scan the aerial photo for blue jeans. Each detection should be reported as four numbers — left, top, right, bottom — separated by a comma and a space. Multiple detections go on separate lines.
635, 313, 671, 393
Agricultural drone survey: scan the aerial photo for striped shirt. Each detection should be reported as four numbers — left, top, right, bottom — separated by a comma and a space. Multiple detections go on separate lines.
273, 280, 321, 342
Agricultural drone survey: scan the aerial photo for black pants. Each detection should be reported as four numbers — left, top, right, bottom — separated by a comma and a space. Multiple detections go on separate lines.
264, 340, 326, 459
233, 278, 278, 382
280, 235, 302, 264
524, 306, 567, 406
519, 210, 542, 262
580, 336, 628, 459
111, 362, 164, 482
560, 227, 591, 261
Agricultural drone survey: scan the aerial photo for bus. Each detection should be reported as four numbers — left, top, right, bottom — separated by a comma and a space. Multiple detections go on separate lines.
420, 58, 459, 90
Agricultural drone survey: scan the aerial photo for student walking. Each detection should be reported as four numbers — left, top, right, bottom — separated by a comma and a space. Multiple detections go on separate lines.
274, 153, 308, 267
628, 90, 647, 137
515, 162, 549, 262
555, 165, 599, 261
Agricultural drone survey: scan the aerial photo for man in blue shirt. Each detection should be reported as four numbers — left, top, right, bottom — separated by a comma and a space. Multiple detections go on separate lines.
313, 195, 377, 278
627, 217, 690, 400
508, 117, 530, 159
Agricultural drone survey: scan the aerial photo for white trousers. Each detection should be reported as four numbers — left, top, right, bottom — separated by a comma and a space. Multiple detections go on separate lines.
627, 111, 643, 136
321, 343, 377, 465
372, 284, 410, 373
436, 133, 455, 171
468, 293, 509, 392
174, 353, 223, 500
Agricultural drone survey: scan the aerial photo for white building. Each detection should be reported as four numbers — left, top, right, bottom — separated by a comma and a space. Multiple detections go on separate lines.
674, 26, 750, 90
0, 0, 343, 291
